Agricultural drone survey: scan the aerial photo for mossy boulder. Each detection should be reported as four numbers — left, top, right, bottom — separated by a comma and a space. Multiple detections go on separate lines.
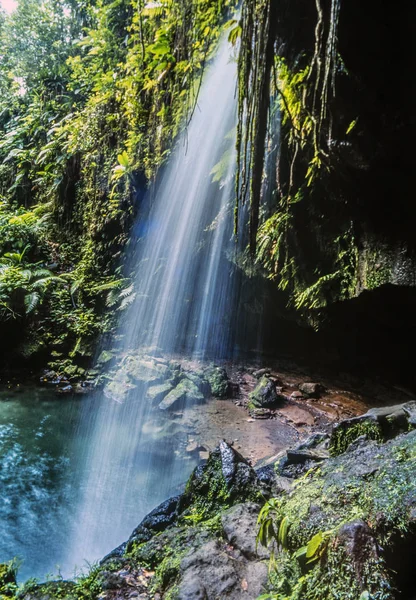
204, 365, 230, 398
181, 440, 262, 521
123, 355, 170, 385
159, 378, 204, 411
17, 581, 76, 600
330, 401, 416, 456
259, 429, 416, 600
249, 375, 282, 408
146, 381, 174, 405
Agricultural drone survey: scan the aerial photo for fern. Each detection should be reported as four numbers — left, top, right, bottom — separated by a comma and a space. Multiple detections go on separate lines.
24, 292, 40, 314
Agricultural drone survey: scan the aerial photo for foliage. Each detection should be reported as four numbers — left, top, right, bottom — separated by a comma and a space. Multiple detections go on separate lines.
0, 0, 236, 368
256, 431, 416, 599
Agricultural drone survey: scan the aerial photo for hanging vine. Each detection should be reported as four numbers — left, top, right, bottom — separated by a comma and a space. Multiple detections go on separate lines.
235, 0, 349, 316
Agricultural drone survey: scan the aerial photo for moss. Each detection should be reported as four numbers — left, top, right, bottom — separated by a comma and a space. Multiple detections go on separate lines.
17, 579, 77, 600
184, 454, 232, 521
0, 561, 18, 598
204, 365, 229, 398
260, 431, 416, 600
330, 419, 383, 456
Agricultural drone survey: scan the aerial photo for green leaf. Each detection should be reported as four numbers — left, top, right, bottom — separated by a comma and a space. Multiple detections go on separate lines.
24, 292, 40, 314
278, 516, 290, 548
117, 151, 130, 168
305, 532, 323, 559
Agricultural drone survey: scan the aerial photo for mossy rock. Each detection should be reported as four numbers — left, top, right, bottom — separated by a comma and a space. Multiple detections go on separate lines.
146, 381, 174, 405
204, 365, 230, 398
249, 375, 282, 408
330, 401, 416, 456
261, 430, 416, 599
17, 581, 76, 600
159, 378, 204, 411
182, 441, 261, 521
123, 355, 171, 385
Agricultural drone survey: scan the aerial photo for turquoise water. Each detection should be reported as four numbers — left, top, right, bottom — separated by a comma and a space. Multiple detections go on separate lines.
0, 385, 198, 581
0, 386, 83, 580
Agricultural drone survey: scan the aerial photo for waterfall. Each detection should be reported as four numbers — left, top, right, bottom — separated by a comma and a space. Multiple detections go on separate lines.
65, 37, 242, 573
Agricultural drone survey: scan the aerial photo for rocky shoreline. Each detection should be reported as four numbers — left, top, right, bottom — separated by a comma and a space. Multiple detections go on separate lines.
1, 397, 415, 600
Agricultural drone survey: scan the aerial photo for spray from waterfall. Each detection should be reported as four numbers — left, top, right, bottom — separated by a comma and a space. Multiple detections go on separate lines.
65, 36, 244, 572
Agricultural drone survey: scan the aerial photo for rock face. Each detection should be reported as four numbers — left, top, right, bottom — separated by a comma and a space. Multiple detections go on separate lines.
177, 539, 268, 600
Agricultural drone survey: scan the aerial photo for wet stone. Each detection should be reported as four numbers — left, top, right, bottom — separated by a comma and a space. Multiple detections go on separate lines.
298, 382, 325, 398
249, 376, 283, 409
159, 379, 204, 411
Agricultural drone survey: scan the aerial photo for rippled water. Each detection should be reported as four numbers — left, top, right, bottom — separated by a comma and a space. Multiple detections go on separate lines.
0, 387, 82, 580
0, 387, 198, 580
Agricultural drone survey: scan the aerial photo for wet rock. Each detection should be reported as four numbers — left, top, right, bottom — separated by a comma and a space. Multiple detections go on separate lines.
249, 407, 272, 419
286, 448, 328, 464
178, 540, 268, 600
249, 376, 283, 408
337, 519, 379, 575
124, 355, 170, 385
186, 440, 205, 454
221, 503, 270, 560
182, 441, 260, 516
18, 581, 76, 600
159, 379, 204, 411
101, 542, 127, 565
182, 371, 210, 396
290, 390, 305, 399
297, 432, 330, 451
39, 369, 58, 384
403, 402, 416, 426
56, 384, 73, 394
252, 368, 270, 379
146, 382, 173, 405
330, 401, 416, 455
128, 496, 181, 545
97, 350, 116, 365
298, 382, 325, 398
204, 365, 230, 398
104, 374, 136, 403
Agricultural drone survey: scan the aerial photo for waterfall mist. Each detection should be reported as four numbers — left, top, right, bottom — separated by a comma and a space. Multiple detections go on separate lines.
65, 37, 247, 573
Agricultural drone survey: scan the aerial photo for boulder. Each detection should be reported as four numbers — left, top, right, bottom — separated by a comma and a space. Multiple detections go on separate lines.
123, 355, 170, 385
159, 379, 204, 411
146, 382, 174, 405
182, 371, 210, 396
127, 496, 181, 546
221, 503, 270, 560
18, 581, 76, 600
298, 382, 325, 397
330, 401, 416, 455
252, 368, 270, 379
204, 365, 230, 398
249, 376, 283, 408
177, 539, 268, 600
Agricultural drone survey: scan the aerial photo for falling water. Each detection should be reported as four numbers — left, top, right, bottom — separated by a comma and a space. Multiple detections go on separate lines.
66, 37, 243, 572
